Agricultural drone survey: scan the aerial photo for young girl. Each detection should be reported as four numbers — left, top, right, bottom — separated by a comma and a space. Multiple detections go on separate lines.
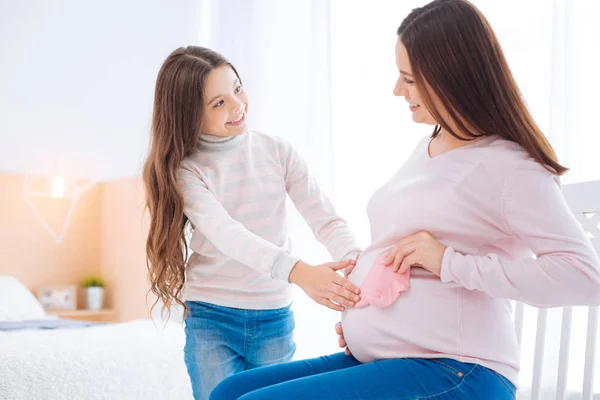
142, 46, 362, 400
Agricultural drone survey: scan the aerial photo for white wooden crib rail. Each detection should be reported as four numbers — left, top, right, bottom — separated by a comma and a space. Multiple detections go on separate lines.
515, 180, 600, 400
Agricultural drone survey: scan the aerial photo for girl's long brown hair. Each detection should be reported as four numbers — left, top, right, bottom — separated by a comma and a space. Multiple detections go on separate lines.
398, 0, 567, 175
142, 46, 240, 318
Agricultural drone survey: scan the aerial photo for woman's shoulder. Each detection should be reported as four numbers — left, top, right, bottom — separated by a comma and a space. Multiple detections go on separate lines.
482, 135, 554, 171
447, 135, 555, 193
474, 135, 559, 192
475, 135, 541, 171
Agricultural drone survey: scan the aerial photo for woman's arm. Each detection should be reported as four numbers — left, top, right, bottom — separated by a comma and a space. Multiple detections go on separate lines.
441, 161, 600, 307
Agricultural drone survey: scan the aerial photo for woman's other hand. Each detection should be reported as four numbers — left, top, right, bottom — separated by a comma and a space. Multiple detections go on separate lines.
385, 231, 446, 276
335, 321, 352, 356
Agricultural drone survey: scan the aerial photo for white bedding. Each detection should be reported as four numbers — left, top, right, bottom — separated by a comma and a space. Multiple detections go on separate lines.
0, 319, 193, 400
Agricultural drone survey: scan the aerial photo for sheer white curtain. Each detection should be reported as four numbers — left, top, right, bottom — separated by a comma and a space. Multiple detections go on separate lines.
330, 0, 600, 396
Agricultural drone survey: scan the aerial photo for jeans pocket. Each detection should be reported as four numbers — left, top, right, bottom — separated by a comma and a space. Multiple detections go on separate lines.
274, 304, 293, 316
429, 359, 467, 378
184, 301, 235, 333
186, 300, 217, 312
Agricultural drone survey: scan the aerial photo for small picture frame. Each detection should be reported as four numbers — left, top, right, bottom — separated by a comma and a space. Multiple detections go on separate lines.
37, 285, 77, 310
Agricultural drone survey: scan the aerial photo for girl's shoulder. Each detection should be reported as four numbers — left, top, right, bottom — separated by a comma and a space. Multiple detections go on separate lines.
250, 130, 292, 149
249, 132, 300, 163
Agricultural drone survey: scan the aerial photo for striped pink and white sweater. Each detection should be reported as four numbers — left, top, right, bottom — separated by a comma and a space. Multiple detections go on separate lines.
178, 131, 360, 310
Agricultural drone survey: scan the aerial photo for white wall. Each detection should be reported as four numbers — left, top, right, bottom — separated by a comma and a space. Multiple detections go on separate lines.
0, 0, 200, 180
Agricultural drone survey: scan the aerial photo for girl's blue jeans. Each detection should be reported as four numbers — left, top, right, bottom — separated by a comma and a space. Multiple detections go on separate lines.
183, 300, 296, 400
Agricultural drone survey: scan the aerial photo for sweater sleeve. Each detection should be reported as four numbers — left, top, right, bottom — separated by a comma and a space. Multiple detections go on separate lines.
279, 139, 362, 261
178, 163, 300, 281
440, 161, 600, 307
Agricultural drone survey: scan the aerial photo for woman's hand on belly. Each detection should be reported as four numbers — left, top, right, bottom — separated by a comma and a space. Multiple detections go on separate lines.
385, 231, 447, 277
343, 252, 361, 278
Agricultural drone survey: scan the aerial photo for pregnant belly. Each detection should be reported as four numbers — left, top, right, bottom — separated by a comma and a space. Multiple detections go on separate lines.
341, 278, 462, 363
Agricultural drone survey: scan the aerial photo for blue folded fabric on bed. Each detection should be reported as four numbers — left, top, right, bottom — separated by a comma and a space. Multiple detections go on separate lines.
0, 318, 102, 331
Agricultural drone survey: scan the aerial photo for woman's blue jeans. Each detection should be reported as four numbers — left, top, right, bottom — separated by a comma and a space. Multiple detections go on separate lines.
210, 352, 516, 400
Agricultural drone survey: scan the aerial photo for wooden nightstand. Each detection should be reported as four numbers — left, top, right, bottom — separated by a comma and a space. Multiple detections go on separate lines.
46, 309, 120, 322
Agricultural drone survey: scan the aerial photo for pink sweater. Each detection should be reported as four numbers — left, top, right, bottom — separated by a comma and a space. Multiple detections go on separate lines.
342, 135, 600, 385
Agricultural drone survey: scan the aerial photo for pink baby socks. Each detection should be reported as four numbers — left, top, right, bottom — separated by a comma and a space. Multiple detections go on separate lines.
355, 255, 410, 308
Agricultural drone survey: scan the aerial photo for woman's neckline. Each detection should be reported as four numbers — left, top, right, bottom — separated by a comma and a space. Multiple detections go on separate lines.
426, 134, 494, 160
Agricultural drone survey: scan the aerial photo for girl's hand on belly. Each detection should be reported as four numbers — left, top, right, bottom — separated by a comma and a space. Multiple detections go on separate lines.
385, 231, 447, 277
289, 260, 362, 311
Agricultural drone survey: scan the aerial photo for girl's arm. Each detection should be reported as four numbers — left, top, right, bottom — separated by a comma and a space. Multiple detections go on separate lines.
178, 165, 300, 281
279, 139, 362, 261
178, 165, 361, 310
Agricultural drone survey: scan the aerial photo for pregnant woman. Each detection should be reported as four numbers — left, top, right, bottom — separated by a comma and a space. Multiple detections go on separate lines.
209, 1, 600, 399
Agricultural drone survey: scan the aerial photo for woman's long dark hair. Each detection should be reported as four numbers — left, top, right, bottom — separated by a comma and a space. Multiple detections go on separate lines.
398, 0, 567, 175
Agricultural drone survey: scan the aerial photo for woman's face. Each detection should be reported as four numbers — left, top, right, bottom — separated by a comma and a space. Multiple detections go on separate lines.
393, 39, 439, 126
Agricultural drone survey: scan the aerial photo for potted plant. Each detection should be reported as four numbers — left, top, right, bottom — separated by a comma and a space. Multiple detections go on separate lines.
82, 276, 105, 310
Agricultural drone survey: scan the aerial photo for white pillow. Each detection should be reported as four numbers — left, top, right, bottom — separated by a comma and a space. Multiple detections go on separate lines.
0, 276, 46, 321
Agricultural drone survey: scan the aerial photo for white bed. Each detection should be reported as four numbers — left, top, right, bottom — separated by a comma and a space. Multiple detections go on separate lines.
0, 276, 193, 400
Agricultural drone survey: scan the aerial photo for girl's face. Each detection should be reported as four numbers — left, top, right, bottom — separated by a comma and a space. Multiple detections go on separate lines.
202, 66, 249, 136
393, 39, 439, 126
